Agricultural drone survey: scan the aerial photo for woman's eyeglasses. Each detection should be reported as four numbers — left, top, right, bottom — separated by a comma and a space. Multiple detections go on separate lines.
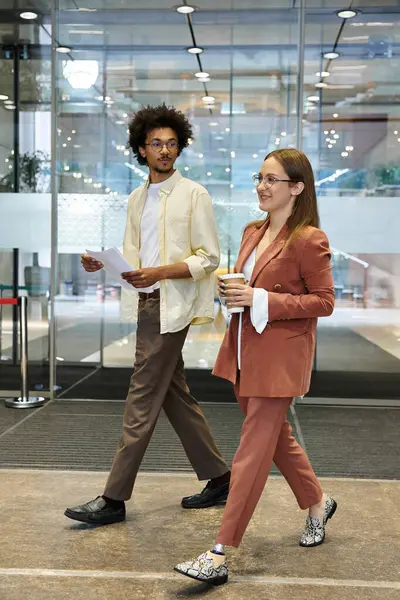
252, 174, 298, 188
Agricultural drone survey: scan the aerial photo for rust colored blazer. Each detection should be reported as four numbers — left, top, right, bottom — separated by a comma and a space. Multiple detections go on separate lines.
213, 221, 335, 398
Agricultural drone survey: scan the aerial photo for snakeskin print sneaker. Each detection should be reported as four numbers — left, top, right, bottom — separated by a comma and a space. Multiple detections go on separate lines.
299, 495, 337, 548
174, 550, 228, 586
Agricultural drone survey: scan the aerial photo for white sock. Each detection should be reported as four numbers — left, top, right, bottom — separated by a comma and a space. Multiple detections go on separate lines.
211, 543, 225, 555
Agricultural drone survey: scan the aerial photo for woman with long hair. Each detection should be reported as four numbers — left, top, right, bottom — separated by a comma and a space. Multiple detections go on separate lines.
174, 148, 336, 586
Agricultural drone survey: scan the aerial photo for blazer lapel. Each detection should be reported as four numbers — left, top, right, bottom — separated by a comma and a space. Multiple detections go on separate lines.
249, 224, 288, 286
235, 223, 267, 274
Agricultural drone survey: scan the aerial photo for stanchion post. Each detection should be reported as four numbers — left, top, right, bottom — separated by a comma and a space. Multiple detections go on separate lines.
5, 296, 45, 409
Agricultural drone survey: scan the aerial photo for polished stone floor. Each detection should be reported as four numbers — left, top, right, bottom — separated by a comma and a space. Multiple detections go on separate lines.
0, 470, 399, 599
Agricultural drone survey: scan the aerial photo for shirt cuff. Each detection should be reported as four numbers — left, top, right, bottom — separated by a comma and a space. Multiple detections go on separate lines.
250, 288, 269, 334
183, 256, 205, 281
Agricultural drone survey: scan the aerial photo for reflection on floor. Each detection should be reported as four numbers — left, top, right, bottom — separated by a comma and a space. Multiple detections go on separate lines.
0, 470, 399, 599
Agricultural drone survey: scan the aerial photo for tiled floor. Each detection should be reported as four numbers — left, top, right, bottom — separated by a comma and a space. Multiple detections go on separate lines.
0, 471, 399, 599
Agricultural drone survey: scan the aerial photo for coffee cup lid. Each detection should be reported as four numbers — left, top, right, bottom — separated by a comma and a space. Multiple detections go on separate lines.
219, 273, 246, 280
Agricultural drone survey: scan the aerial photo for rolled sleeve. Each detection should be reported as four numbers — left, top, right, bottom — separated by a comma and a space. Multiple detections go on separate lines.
250, 288, 269, 333
184, 192, 220, 282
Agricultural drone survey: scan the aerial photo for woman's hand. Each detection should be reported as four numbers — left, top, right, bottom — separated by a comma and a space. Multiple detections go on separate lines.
223, 283, 254, 308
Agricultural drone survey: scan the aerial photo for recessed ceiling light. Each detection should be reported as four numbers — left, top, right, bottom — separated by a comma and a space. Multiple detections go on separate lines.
316, 71, 330, 77
177, 5, 195, 14
209, 121, 218, 126
341, 151, 349, 157
4, 100, 14, 104
195, 72, 209, 78
324, 51, 340, 59
328, 144, 333, 148
0, 95, 9, 101
5, 105, 15, 110
187, 47, 203, 54
315, 82, 328, 88
337, 10, 357, 19
225, 127, 231, 132
197, 77, 210, 83
198, 153, 204, 158
307, 95, 320, 102
202, 95, 215, 103
333, 113, 339, 118
225, 168, 231, 172
207, 172, 212, 176
56, 46, 71, 53
324, 130, 329, 135
20, 11, 38, 20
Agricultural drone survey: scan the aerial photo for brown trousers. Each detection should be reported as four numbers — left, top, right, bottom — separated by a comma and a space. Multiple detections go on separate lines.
216, 384, 323, 547
104, 295, 229, 501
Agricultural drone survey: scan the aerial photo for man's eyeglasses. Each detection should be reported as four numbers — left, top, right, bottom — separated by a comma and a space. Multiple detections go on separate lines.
145, 140, 179, 152
252, 174, 298, 188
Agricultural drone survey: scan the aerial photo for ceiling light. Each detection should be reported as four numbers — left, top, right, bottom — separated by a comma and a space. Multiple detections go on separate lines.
62, 143, 67, 147
253, 154, 258, 158
124, 150, 130, 156
56, 46, 71, 54
225, 127, 231, 132
333, 113, 339, 118
330, 130, 336, 134
225, 168, 231, 173
324, 51, 340, 59
316, 71, 330, 77
197, 77, 210, 83
72, 129, 76, 134
345, 146, 354, 151
198, 153, 204, 158
64, 165, 70, 171
20, 11, 37, 20
0, 95, 9, 101
341, 151, 349, 157
195, 72, 209, 78
177, 5, 195, 13
67, 136, 72, 141
4, 100, 14, 104
337, 10, 357, 19
115, 120, 125, 125
324, 130, 329, 135
315, 82, 328, 88
209, 121, 218, 126
308, 95, 319, 102
5, 105, 15, 110
184, 166, 189, 171
394, 130, 398, 135
187, 47, 203, 54
207, 172, 212, 176
328, 144, 333, 148
281, 132, 287, 137
231, 151, 236, 158
230, 184, 234, 188
202, 95, 215, 103
333, 134, 339, 139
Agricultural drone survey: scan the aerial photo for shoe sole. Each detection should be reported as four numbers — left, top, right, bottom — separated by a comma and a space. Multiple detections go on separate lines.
64, 509, 126, 525
174, 567, 228, 586
299, 499, 338, 548
181, 493, 228, 509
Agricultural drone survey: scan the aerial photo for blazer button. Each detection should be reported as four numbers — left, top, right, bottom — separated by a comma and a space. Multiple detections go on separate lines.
274, 284, 282, 291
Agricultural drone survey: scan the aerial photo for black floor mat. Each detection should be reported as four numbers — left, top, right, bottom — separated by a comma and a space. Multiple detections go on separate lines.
0, 400, 399, 479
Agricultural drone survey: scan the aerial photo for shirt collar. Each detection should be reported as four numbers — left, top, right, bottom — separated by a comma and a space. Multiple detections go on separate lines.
145, 169, 183, 194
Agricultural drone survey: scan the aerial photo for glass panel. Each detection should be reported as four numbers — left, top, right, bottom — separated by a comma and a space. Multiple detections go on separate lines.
303, 5, 400, 384
0, 19, 51, 394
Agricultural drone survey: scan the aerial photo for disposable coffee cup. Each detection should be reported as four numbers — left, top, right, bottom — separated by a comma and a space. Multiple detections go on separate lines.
218, 273, 246, 314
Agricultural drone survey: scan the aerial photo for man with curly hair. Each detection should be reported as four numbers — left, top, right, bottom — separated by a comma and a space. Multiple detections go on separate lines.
64, 104, 231, 525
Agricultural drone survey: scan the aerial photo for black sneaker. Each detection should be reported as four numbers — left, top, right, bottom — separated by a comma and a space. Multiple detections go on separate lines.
181, 482, 229, 509
64, 496, 126, 525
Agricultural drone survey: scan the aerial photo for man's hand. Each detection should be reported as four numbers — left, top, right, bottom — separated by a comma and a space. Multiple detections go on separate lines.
121, 267, 163, 289
81, 254, 103, 273
224, 283, 254, 308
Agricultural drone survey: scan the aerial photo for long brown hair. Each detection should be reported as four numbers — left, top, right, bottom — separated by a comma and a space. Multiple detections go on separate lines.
248, 148, 320, 245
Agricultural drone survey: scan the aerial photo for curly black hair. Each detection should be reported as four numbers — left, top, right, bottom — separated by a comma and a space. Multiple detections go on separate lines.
127, 103, 194, 166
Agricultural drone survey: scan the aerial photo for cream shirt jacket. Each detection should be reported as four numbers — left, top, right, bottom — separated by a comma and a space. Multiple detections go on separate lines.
120, 169, 220, 334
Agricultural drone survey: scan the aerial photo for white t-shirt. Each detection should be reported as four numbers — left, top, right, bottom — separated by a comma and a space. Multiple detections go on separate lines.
139, 181, 164, 291
237, 247, 269, 369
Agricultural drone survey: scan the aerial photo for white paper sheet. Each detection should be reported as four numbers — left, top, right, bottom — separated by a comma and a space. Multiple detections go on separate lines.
85, 247, 154, 293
